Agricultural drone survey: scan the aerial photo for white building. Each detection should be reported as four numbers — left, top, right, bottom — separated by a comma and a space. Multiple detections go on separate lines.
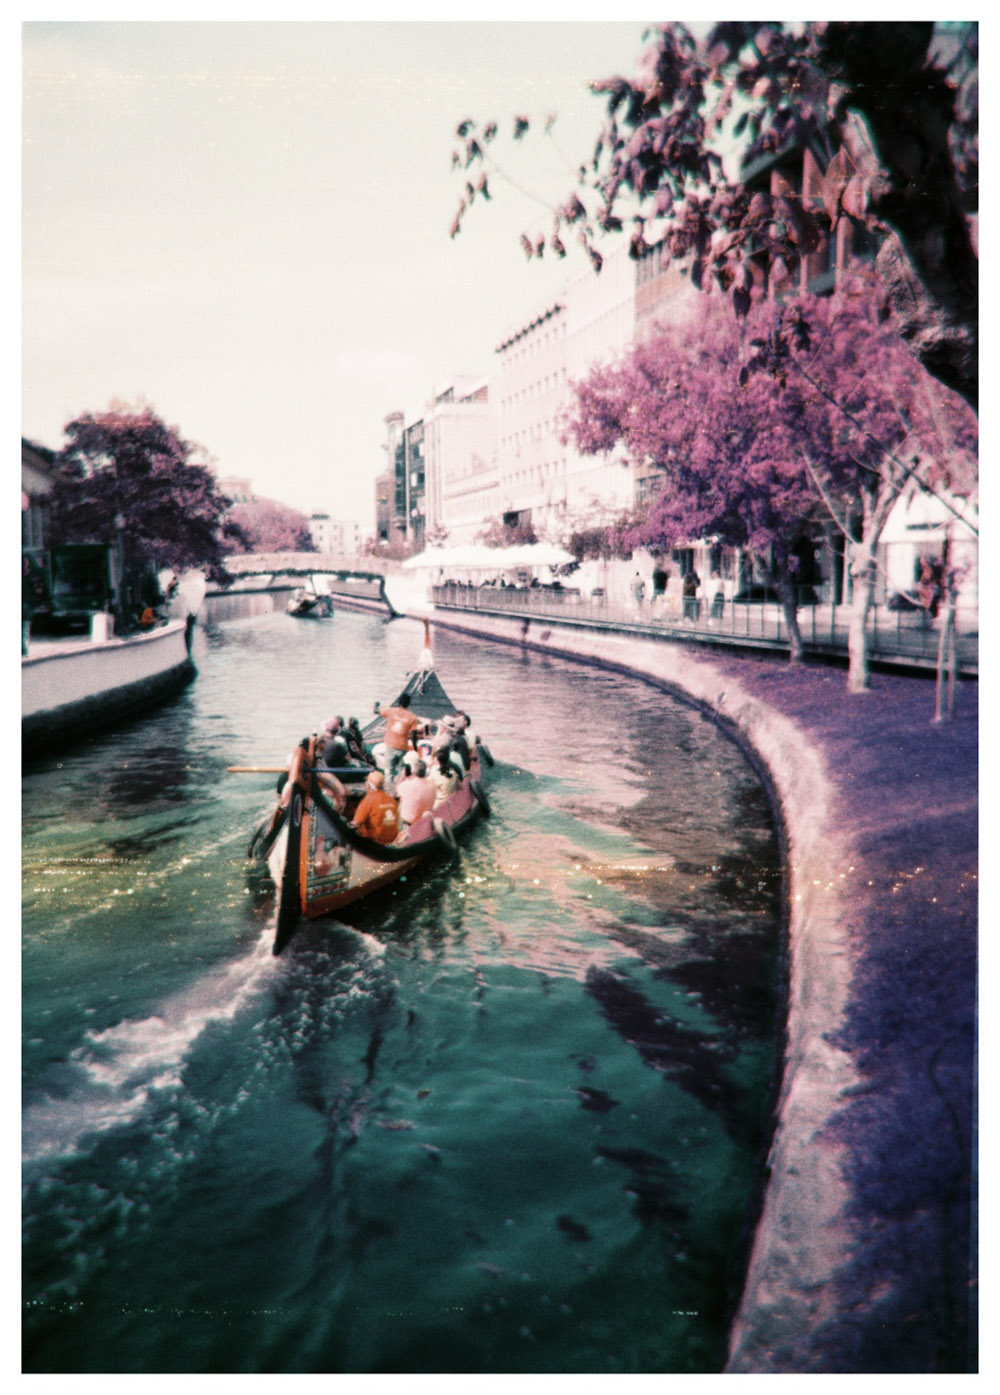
878, 488, 978, 618
422, 378, 497, 548
309, 513, 362, 555
491, 240, 693, 543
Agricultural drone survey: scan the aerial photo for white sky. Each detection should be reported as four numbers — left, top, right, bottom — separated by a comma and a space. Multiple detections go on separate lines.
21, 15, 652, 532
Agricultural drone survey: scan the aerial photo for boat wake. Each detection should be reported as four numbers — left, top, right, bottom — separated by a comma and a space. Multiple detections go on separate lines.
21, 929, 280, 1166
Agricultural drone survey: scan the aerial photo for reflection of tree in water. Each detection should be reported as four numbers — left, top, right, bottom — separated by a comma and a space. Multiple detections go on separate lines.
584, 965, 759, 1142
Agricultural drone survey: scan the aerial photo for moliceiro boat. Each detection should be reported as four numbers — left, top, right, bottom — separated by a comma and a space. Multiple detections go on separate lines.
286, 588, 334, 619
247, 652, 492, 954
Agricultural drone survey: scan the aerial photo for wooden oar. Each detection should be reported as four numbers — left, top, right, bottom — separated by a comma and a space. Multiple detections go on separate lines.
227, 766, 288, 773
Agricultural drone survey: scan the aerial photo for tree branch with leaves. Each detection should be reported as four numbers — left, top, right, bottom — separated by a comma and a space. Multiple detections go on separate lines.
452, 21, 978, 410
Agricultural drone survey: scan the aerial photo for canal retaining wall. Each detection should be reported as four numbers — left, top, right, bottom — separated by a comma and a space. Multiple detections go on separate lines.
417, 605, 974, 1372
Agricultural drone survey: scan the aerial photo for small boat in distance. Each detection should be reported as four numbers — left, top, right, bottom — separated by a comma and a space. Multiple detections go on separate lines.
287, 587, 334, 619
246, 635, 491, 954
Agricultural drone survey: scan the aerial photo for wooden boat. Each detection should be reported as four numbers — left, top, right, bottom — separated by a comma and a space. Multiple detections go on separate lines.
247, 656, 491, 954
287, 589, 334, 619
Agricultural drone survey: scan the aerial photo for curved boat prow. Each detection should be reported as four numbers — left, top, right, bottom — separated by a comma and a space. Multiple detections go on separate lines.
419, 620, 433, 674
273, 739, 310, 954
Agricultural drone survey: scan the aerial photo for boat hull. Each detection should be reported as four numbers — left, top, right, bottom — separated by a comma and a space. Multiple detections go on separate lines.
21, 618, 196, 756
267, 773, 482, 922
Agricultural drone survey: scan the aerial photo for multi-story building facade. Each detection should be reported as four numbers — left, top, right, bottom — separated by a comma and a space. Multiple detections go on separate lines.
308, 513, 362, 555
374, 466, 392, 546
422, 377, 496, 548
403, 417, 426, 552
494, 299, 568, 540
22, 438, 55, 553
383, 410, 407, 549
492, 239, 693, 543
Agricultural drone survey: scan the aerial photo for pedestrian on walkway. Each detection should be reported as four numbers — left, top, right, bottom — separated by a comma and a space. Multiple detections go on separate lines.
709, 571, 725, 622
682, 568, 701, 622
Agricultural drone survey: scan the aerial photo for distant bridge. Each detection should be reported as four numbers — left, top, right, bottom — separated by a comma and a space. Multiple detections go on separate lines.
212, 552, 400, 617
223, 551, 393, 579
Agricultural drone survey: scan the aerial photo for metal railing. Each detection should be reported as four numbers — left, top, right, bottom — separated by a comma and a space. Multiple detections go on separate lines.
430, 584, 978, 675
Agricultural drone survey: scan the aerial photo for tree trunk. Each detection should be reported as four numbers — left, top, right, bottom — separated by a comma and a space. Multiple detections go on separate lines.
778, 590, 804, 664
847, 542, 876, 692
933, 596, 957, 723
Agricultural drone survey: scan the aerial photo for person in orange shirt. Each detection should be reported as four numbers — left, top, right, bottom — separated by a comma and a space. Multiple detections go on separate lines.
350, 771, 400, 845
379, 692, 424, 792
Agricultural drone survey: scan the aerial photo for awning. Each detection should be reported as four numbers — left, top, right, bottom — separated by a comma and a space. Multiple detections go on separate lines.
401, 542, 575, 571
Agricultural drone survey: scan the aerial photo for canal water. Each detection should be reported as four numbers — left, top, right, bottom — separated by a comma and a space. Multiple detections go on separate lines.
22, 605, 784, 1374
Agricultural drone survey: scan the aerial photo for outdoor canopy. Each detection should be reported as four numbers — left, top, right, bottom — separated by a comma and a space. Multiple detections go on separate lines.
401, 542, 575, 571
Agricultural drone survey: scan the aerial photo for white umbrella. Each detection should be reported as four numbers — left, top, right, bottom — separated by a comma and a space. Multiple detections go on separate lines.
497, 543, 576, 569
401, 548, 452, 570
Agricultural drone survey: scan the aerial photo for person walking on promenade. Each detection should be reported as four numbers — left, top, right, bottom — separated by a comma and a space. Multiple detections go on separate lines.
709, 570, 725, 622
631, 572, 646, 610
682, 568, 701, 622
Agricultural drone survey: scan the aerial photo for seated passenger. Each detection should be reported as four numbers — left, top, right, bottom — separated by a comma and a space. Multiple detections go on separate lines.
350, 770, 400, 845
397, 759, 436, 830
344, 716, 372, 765
401, 746, 423, 776
430, 747, 461, 808
314, 736, 347, 813
431, 715, 459, 755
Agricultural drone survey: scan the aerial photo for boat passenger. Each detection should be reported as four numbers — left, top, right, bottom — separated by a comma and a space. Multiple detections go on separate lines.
397, 759, 436, 830
350, 770, 401, 845
314, 738, 348, 813
431, 714, 460, 754
379, 692, 424, 793
324, 734, 350, 767
344, 716, 372, 765
430, 747, 461, 808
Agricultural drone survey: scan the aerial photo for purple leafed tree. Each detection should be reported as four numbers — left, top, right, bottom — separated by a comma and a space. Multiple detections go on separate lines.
48, 403, 245, 585
565, 281, 977, 686
746, 278, 978, 690
564, 299, 822, 662
452, 21, 978, 412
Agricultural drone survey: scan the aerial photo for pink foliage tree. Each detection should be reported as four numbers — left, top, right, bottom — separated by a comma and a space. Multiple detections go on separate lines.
452, 21, 978, 411
565, 298, 824, 662
565, 280, 977, 686
225, 497, 316, 554
746, 278, 978, 689
49, 402, 243, 585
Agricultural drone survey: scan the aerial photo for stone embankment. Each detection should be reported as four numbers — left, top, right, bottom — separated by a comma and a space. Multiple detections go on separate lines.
426, 608, 977, 1374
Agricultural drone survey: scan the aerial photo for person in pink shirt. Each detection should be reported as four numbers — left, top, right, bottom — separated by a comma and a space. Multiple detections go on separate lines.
396, 760, 436, 832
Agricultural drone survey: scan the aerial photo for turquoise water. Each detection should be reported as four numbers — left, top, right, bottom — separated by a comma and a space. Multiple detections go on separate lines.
22, 608, 783, 1373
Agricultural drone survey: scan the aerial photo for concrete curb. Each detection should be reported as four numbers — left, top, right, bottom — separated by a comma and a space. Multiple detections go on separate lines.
423, 607, 865, 1371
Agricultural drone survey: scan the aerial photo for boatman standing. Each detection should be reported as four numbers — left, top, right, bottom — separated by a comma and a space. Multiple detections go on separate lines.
378, 692, 423, 793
